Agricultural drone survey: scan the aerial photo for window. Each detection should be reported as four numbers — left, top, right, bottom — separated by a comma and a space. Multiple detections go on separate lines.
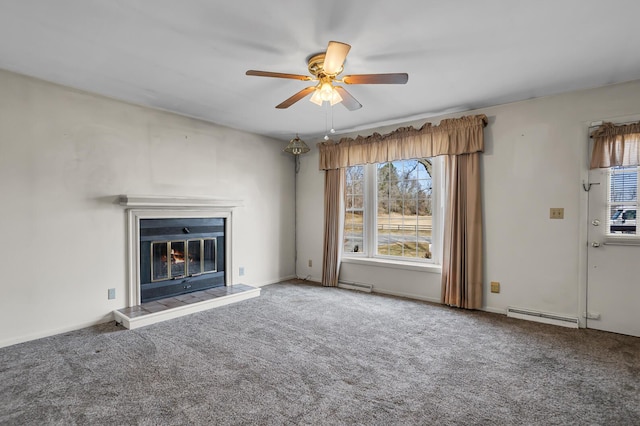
344, 158, 442, 263
344, 165, 365, 253
607, 165, 639, 236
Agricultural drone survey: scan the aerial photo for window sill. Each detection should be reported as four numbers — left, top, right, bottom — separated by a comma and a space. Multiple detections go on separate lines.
341, 256, 442, 274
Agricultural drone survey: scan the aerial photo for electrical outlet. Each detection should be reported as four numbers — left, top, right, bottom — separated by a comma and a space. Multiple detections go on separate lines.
108, 288, 116, 300
490, 281, 500, 293
239, 267, 245, 276
550, 208, 564, 219
308, 259, 312, 267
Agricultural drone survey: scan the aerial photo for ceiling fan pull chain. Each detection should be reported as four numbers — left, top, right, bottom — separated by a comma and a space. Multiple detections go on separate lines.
330, 105, 336, 135
324, 102, 330, 140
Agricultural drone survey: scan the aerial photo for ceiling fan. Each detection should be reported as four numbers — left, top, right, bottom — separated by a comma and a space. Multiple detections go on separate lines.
246, 41, 408, 110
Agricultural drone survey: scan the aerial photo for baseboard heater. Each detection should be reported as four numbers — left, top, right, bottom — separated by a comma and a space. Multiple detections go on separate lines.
338, 281, 373, 293
506, 307, 579, 329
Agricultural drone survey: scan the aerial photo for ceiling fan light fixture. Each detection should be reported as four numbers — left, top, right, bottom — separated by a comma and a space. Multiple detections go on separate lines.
309, 82, 343, 106
283, 134, 310, 156
329, 88, 343, 106
319, 82, 334, 101
309, 88, 323, 106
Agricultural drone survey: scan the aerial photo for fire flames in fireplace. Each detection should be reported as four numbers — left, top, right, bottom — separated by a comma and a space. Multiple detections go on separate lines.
171, 248, 184, 263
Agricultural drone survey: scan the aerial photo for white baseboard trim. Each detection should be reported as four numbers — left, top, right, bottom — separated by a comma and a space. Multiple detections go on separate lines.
250, 275, 298, 287
371, 288, 441, 304
506, 306, 579, 329
338, 281, 373, 293
0, 315, 114, 349
295, 275, 322, 283
482, 306, 506, 315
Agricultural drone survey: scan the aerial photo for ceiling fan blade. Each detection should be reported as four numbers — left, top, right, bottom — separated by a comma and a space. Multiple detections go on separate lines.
246, 70, 312, 81
333, 86, 362, 111
323, 41, 351, 75
275, 87, 317, 109
342, 73, 409, 84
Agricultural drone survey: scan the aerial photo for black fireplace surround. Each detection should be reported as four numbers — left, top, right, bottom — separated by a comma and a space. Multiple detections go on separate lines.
139, 217, 225, 303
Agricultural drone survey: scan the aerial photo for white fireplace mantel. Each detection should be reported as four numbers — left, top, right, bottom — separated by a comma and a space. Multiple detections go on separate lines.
119, 195, 243, 209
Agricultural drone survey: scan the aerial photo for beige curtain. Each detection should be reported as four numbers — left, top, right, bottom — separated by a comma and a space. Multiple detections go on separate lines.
590, 121, 640, 169
321, 168, 345, 287
318, 114, 487, 308
441, 153, 483, 309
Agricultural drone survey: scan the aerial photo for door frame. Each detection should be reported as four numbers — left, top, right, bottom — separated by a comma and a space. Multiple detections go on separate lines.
579, 114, 640, 330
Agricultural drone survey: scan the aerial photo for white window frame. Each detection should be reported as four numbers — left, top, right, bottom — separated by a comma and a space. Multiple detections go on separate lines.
343, 157, 444, 267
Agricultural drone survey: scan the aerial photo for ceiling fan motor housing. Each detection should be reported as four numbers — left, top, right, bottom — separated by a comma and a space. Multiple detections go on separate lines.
307, 53, 343, 79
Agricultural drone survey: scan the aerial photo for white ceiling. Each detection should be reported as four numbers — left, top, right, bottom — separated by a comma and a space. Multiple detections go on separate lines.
1, 0, 639, 142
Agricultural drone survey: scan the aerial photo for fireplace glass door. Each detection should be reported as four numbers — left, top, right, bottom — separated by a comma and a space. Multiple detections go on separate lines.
151, 238, 216, 282
188, 240, 202, 274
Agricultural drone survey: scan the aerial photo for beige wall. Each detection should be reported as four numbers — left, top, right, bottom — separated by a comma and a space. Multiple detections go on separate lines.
0, 69, 296, 347
296, 79, 640, 322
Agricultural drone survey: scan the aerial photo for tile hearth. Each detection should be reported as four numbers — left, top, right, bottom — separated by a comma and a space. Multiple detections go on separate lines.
113, 284, 260, 330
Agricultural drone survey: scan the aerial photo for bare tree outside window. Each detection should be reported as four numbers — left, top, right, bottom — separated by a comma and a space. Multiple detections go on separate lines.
377, 159, 432, 258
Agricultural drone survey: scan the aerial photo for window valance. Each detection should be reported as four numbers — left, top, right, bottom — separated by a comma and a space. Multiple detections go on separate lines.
318, 114, 487, 170
590, 121, 640, 169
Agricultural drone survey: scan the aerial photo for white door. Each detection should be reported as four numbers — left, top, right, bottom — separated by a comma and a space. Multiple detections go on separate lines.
586, 166, 640, 337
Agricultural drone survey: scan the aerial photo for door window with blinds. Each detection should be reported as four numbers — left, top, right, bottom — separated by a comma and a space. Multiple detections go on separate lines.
607, 165, 639, 236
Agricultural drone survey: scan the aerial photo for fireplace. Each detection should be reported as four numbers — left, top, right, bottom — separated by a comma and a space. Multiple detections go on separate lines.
139, 217, 225, 303
120, 195, 242, 308
115, 196, 260, 329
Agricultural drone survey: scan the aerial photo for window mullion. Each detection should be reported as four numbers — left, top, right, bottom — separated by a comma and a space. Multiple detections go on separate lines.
365, 163, 377, 257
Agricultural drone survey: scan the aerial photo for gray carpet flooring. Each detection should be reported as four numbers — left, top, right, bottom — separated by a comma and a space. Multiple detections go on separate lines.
1, 281, 639, 425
